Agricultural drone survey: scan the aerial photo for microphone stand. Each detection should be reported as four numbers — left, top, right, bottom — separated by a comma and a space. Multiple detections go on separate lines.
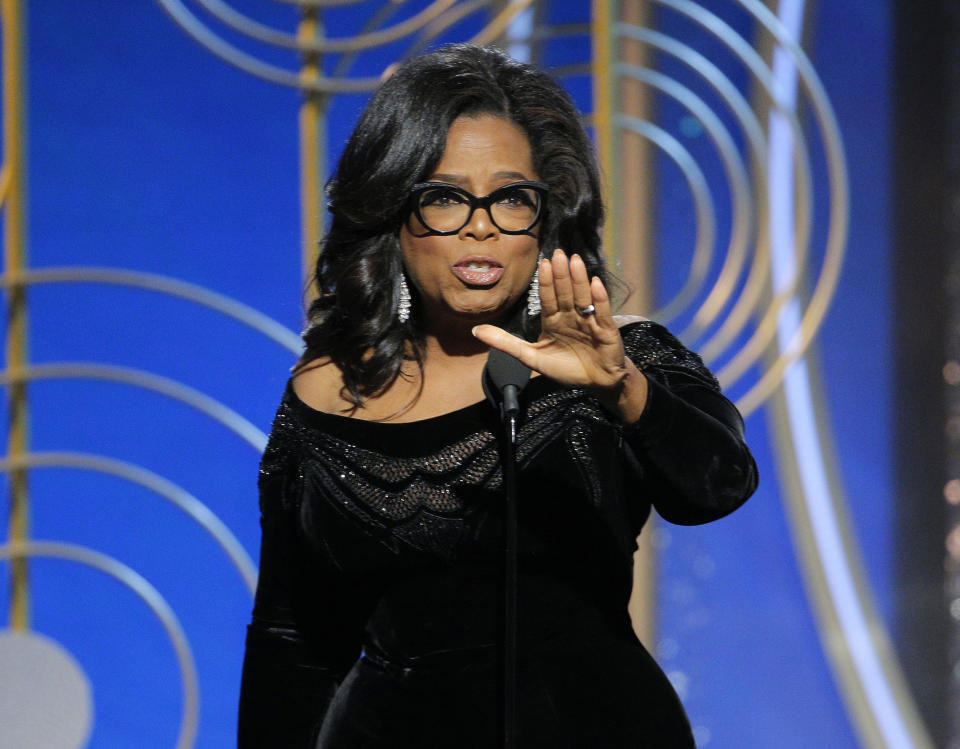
481, 349, 530, 749
501, 383, 520, 749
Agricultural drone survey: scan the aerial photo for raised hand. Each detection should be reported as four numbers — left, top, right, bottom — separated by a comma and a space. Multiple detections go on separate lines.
473, 250, 644, 414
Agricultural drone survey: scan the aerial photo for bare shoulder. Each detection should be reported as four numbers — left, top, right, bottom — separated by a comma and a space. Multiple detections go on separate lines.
291, 355, 344, 412
614, 314, 648, 328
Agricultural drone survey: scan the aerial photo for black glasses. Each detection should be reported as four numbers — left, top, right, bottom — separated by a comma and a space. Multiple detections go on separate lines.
407, 181, 548, 236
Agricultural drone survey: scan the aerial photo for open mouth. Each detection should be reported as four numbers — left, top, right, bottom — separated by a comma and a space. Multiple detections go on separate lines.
451, 258, 504, 286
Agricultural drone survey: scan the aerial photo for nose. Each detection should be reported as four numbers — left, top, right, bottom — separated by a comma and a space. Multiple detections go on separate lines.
459, 204, 498, 241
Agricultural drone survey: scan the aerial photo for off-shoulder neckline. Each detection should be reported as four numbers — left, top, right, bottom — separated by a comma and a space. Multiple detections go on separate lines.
285, 373, 560, 431
284, 320, 657, 432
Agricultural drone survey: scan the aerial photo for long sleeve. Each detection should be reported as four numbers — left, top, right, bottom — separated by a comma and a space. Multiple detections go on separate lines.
237, 434, 364, 748
617, 322, 758, 525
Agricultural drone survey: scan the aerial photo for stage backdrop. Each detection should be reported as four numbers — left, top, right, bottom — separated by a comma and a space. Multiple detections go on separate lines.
0, 2, 922, 748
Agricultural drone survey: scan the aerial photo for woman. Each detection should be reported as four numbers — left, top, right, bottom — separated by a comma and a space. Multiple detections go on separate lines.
238, 44, 757, 748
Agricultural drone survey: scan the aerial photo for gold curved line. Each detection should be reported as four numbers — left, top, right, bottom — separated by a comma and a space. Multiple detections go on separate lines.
734, 216, 843, 416
764, 384, 888, 748
685, 90, 814, 372
331, 0, 411, 79
0, 162, 10, 207
732, 1, 926, 740
616, 65, 753, 328
341, 0, 454, 55
696, 202, 770, 359
0, 541, 199, 749
469, 0, 535, 46
614, 24, 766, 345
612, 22, 787, 359
731, 91, 845, 411
733, 23, 850, 414
705, 142, 808, 387
742, 3, 929, 747
711, 140, 814, 380
684, 150, 766, 343
189, 0, 458, 54
762, 319, 932, 747
0, 452, 258, 594
0, 266, 303, 353
650, 0, 848, 415
641, 0, 815, 399
616, 114, 717, 327
154, 0, 385, 93
401, 0, 491, 66
0, 363, 268, 452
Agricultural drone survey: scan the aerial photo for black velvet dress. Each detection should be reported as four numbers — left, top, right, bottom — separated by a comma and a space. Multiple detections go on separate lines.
237, 321, 757, 748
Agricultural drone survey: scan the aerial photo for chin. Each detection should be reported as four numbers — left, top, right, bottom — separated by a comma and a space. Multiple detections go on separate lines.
445, 297, 514, 322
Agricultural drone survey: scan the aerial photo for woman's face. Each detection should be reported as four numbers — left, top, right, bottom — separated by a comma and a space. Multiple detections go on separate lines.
400, 114, 542, 328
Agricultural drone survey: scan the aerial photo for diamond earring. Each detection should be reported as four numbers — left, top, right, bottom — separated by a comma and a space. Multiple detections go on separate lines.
526, 262, 541, 316
397, 274, 412, 323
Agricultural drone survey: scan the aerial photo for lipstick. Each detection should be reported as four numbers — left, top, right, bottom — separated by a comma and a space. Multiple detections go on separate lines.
451, 256, 504, 285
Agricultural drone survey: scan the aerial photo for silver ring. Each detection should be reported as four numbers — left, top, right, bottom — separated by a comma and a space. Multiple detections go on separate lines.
576, 304, 596, 317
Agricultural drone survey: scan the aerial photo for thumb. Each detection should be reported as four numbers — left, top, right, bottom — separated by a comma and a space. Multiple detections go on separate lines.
472, 324, 534, 365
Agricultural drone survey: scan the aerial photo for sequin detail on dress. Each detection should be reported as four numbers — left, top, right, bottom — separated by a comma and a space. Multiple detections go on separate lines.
259, 321, 719, 556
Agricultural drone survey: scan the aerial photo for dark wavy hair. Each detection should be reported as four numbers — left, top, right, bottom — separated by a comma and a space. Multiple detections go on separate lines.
302, 44, 606, 407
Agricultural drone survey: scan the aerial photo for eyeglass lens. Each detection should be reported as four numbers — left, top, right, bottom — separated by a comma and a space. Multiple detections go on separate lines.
416, 184, 542, 233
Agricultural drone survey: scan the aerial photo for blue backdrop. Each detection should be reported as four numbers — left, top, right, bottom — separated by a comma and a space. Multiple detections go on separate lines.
1, 2, 895, 746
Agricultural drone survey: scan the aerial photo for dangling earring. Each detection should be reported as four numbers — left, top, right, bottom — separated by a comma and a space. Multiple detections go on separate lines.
526, 262, 541, 316
397, 274, 412, 323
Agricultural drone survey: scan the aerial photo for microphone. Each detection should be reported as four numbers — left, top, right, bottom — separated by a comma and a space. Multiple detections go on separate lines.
482, 346, 532, 420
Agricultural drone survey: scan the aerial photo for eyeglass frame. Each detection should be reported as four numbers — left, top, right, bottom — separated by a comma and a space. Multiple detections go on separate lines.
405, 180, 549, 236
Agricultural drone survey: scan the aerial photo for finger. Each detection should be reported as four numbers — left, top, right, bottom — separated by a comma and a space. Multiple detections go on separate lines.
537, 256, 559, 317
569, 254, 594, 313
590, 276, 616, 328
550, 249, 575, 311
471, 324, 539, 369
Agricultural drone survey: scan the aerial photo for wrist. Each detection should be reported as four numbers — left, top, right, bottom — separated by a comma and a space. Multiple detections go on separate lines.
592, 359, 648, 423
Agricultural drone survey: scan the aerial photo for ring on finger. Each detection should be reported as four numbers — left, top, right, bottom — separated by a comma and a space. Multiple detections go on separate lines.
576, 304, 596, 317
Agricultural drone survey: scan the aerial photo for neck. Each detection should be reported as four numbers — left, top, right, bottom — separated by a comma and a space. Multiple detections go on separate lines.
416, 299, 522, 360
421, 317, 490, 359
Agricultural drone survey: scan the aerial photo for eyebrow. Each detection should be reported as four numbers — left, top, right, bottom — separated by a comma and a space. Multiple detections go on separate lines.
427, 170, 531, 185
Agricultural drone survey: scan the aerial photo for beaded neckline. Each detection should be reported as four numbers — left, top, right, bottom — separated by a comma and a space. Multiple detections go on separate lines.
285, 372, 556, 431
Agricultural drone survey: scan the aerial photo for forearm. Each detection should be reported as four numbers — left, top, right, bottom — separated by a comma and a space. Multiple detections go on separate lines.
620, 376, 757, 524
238, 624, 341, 748
240, 471, 360, 748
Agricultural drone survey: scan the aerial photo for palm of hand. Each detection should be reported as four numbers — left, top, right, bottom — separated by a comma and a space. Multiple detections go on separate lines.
528, 311, 626, 389
473, 249, 628, 393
